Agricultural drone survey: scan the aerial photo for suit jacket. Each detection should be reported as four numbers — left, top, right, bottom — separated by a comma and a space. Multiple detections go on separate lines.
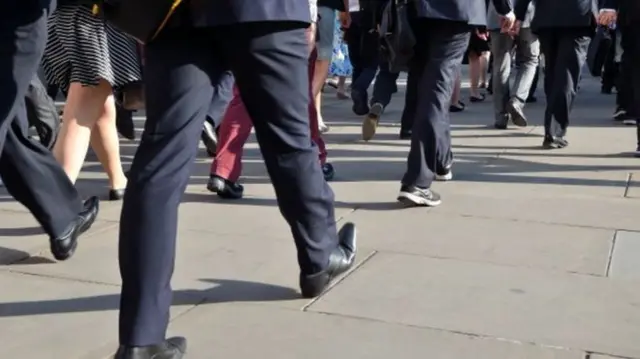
488, 0, 534, 30
413, 0, 511, 25
188, 0, 312, 27
601, 0, 640, 25
515, 0, 598, 29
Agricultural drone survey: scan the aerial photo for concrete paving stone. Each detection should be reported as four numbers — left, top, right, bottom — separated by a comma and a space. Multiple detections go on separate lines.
339, 210, 612, 275
0, 210, 116, 266
624, 173, 640, 198
9, 226, 375, 311
432, 191, 640, 231
590, 355, 634, 359
0, 271, 197, 359
308, 253, 640, 358
167, 303, 584, 359
608, 231, 640, 280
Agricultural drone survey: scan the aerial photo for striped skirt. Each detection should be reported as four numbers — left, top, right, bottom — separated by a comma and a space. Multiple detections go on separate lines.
42, 4, 142, 92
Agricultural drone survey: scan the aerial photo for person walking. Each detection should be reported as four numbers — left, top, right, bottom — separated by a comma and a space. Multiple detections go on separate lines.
1, 0, 99, 262
397, 0, 515, 207
115, 1, 357, 358
488, 0, 539, 129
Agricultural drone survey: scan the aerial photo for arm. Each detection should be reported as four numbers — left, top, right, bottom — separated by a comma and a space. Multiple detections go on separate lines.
491, 0, 513, 15
514, 0, 533, 21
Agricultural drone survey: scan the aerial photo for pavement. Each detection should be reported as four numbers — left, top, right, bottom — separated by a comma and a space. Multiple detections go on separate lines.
2, 70, 640, 359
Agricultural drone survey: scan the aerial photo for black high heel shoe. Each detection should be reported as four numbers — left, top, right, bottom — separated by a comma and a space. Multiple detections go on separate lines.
108, 188, 125, 201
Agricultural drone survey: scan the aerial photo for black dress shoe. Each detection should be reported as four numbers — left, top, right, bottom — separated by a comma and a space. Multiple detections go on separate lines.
50, 196, 99, 261
399, 130, 412, 139
115, 337, 186, 359
322, 163, 335, 181
109, 188, 125, 201
207, 175, 244, 199
300, 222, 357, 298
542, 136, 568, 149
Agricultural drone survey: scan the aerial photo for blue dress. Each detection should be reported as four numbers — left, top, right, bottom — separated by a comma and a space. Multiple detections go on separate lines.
329, 16, 353, 77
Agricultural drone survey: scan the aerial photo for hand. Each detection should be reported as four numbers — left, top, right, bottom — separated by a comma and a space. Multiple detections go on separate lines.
508, 20, 522, 36
499, 11, 516, 33
306, 22, 317, 55
598, 9, 617, 26
339, 11, 351, 29
475, 29, 489, 41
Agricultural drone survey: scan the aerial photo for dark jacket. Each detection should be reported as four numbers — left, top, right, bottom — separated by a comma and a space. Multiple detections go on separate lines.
188, 0, 312, 27
412, 0, 512, 25
515, 0, 598, 29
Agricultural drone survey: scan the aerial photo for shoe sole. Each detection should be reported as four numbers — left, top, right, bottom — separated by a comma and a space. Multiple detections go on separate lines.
51, 199, 99, 261
435, 171, 453, 181
362, 104, 383, 141
397, 192, 442, 207
507, 103, 528, 127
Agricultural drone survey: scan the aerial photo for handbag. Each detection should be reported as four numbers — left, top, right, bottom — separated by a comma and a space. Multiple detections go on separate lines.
586, 26, 612, 77
93, 0, 183, 44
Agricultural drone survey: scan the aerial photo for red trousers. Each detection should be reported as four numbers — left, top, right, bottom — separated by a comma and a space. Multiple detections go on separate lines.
211, 49, 326, 182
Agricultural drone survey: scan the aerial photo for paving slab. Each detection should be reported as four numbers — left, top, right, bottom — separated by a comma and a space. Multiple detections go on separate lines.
308, 252, 640, 358
608, 230, 640, 280
167, 303, 584, 359
341, 210, 612, 275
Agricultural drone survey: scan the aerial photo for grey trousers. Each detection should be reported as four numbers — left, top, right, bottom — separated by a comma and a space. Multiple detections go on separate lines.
490, 28, 540, 116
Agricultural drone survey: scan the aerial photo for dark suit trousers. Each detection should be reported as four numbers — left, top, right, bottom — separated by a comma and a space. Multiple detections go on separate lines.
1, 0, 83, 237
118, 23, 339, 346
205, 71, 235, 127
401, 19, 470, 189
537, 28, 591, 138
619, 26, 640, 118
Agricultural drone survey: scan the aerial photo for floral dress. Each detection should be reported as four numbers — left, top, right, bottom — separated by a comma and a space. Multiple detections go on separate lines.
329, 15, 353, 77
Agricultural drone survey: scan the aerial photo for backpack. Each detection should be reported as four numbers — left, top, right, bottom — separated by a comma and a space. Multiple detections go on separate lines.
379, 0, 416, 73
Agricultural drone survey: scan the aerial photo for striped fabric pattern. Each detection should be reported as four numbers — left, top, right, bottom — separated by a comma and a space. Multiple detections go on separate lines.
42, 4, 142, 92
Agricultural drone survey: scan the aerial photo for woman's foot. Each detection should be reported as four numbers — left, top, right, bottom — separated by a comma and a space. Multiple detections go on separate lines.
470, 94, 485, 102
108, 188, 126, 201
207, 174, 244, 199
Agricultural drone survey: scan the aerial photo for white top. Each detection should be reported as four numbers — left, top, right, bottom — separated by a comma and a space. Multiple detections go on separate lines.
348, 0, 359, 12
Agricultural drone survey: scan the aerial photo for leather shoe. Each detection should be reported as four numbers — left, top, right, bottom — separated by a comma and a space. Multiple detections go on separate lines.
115, 337, 187, 359
50, 196, 99, 261
300, 222, 357, 298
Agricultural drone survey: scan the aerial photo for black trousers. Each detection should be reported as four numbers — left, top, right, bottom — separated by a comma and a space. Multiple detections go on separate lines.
118, 23, 338, 346
537, 28, 591, 138
602, 30, 618, 90
619, 26, 640, 118
401, 19, 470, 189
205, 70, 235, 127
1, 0, 82, 237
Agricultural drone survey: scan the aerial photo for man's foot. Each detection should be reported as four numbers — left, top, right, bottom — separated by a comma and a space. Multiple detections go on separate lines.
601, 85, 613, 94
397, 185, 442, 207
613, 107, 627, 121
207, 175, 244, 199
507, 100, 528, 127
322, 163, 335, 181
50, 196, 99, 261
362, 103, 383, 141
201, 120, 218, 157
494, 113, 510, 130
300, 222, 357, 298
542, 136, 569, 149
435, 165, 453, 181
115, 337, 186, 359
351, 89, 369, 116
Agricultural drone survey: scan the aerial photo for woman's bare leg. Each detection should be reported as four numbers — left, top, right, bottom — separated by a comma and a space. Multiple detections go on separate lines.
89, 93, 127, 190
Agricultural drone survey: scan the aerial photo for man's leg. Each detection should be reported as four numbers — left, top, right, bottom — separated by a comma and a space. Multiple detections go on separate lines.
361, 61, 400, 140
118, 27, 217, 347
537, 30, 559, 140
490, 31, 514, 128
1, 0, 89, 242
220, 22, 355, 295
508, 28, 540, 127
398, 20, 470, 206
548, 29, 590, 140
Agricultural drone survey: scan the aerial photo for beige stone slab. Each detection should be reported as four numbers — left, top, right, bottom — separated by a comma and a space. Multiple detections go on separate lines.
624, 173, 640, 199
341, 210, 612, 275
590, 355, 630, 359
309, 253, 640, 358
11, 226, 375, 311
608, 231, 640, 280
167, 303, 583, 359
0, 271, 197, 359
433, 191, 640, 231
0, 210, 116, 265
